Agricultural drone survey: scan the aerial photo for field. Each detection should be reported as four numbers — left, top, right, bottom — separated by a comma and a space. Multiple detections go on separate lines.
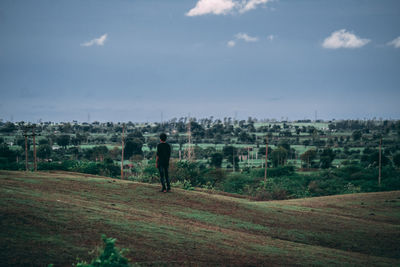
1, 171, 400, 266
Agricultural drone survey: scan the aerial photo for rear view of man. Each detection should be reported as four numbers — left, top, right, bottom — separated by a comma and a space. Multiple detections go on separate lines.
156, 133, 171, 193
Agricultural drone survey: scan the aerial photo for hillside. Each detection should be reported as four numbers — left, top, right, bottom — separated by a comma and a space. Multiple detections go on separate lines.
1, 171, 399, 266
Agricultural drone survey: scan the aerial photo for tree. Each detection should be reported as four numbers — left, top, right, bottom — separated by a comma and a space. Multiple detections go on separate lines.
57, 135, 70, 149
352, 130, 362, 141
210, 153, 223, 168
147, 137, 159, 150
393, 153, 400, 168
16, 136, 30, 151
319, 148, 335, 169
222, 146, 239, 170
271, 147, 288, 167
300, 149, 317, 169
37, 144, 52, 160
0, 144, 16, 163
0, 122, 16, 133
124, 138, 143, 158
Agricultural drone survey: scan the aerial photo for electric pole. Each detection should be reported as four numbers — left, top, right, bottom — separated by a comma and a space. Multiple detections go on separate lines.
264, 136, 269, 189
121, 124, 125, 180
24, 130, 28, 171
32, 125, 37, 171
232, 146, 235, 172
379, 137, 382, 186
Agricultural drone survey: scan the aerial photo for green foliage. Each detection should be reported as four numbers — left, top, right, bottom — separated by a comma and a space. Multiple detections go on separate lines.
169, 160, 204, 186
249, 166, 295, 178
57, 134, 70, 149
271, 147, 287, 167
222, 173, 256, 194
210, 152, 223, 168
172, 179, 194, 190
75, 235, 129, 267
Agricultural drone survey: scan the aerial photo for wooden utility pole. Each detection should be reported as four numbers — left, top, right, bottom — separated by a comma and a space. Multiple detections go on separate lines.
187, 119, 193, 161
232, 147, 235, 172
121, 124, 125, 180
32, 126, 37, 171
264, 136, 269, 189
378, 137, 382, 186
24, 130, 28, 171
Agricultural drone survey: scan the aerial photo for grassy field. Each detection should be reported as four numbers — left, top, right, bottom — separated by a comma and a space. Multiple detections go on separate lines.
1, 171, 400, 266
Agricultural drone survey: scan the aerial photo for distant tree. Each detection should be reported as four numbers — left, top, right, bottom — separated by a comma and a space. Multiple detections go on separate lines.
210, 153, 223, 168
124, 138, 143, 158
0, 122, 16, 133
37, 144, 52, 160
16, 136, 30, 151
352, 130, 362, 141
147, 137, 159, 150
300, 149, 317, 169
319, 148, 335, 169
127, 131, 145, 143
57, 135, 70, 149
38, 138, 49, 145
0, 143, 16, 163
222, 146, 239, 170
393, 153, 400, 168
271, 147, 288, 167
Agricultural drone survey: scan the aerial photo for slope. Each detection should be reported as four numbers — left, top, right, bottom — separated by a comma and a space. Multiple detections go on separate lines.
0, 171, 399, 266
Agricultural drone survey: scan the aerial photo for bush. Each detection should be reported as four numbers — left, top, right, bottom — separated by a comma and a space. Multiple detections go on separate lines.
75, 235, 130, 267
223, 173, 256, 194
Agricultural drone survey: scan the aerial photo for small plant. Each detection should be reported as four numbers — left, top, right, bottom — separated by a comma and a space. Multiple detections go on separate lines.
171, 179, 194, 190
75, 234, 130, 267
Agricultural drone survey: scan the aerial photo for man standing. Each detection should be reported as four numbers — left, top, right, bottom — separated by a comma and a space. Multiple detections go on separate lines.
156, 133, 171, 192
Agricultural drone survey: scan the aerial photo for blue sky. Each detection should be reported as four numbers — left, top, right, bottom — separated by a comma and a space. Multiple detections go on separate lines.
1, 0, 399, 122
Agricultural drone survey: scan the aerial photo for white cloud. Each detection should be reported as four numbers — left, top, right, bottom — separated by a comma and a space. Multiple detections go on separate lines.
186, 0, 271, 16
322, 29, 370, 49
186, 0, 236, 16
235, 32, 258, 42
267, 34, 275, 41
227, 40, 236, 47
387, 36, 400, 48
81, 34, 108, 47
239, 0, 270, 13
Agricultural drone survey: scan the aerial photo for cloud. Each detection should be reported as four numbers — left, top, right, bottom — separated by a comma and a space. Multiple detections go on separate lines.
81, 34, 108, 47
227, 40, 236, 47
227, 32, 258, 47
387, 36, 400, 48
186, 0, 271, 16
239, 0, 270, 13
186, 0, 236, 16
322, 29, 370, 49
235, 32, 258, 42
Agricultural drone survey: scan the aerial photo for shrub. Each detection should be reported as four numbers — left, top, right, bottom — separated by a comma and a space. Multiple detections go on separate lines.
75, 235, 130, 267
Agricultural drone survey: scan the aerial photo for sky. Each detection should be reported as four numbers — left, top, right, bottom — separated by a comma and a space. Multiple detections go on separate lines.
0, 0, 400, 122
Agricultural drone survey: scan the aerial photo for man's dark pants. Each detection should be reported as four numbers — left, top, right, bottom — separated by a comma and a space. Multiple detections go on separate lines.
158, 165, 170, 190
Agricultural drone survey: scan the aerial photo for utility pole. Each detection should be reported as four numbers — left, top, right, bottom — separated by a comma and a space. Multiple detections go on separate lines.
186, 118, 193, 161
24, 130, 28, 171
232, 146, 235, 172
379, 137, 382, 186
264, 136, 269, 189
32, 126, 37, 171
121, 124, 125, 180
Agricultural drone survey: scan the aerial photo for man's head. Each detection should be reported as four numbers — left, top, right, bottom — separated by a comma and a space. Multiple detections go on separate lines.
160, 133, 167, 142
